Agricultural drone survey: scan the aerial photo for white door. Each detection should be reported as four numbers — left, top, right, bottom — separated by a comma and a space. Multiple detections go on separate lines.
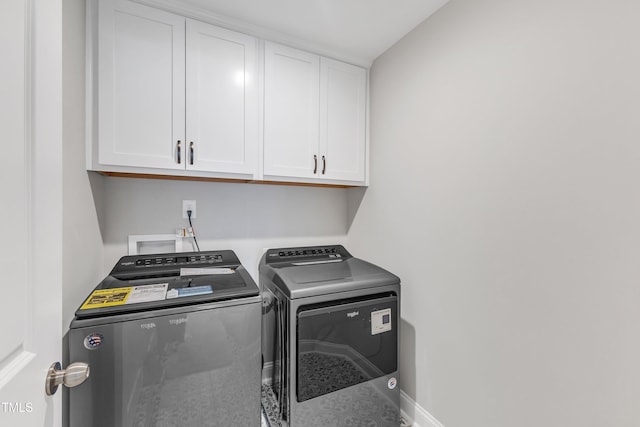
319, 58, 367, 182
263, 42, 320, 179
0, 0, 63, 426
98, 0, 186, 170
186, 20, 258, 175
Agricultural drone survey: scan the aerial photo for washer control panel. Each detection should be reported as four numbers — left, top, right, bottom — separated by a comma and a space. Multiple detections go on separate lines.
133, 253, 223, 267
111, 250, 239, 279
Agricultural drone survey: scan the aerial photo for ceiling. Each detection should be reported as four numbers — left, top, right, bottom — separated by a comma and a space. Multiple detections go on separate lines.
142, 0, 450, 65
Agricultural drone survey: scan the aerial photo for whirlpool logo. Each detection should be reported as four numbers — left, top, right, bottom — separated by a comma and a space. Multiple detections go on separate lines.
346, 311, 359, 318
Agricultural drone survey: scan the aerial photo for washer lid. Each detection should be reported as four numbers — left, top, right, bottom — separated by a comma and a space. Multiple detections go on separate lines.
75, 250, 258, 319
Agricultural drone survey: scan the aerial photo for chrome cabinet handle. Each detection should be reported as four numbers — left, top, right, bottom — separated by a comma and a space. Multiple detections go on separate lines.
45, 362, 90, 396
189, 141, 194, 165
313, 155, 318, 174
176, 141, 182, 164
322, 155, 326, 175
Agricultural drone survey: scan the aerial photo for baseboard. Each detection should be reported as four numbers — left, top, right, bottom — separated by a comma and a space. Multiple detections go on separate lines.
400, 390, 445, 427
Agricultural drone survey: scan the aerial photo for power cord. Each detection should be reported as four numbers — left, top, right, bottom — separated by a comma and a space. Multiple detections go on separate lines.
187, 209, 201, 252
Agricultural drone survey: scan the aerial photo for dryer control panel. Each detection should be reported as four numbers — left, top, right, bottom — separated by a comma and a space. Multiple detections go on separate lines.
264, 245, 351, 265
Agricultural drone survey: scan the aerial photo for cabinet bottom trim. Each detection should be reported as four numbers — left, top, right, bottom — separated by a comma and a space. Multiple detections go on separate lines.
98, 171, 360, 188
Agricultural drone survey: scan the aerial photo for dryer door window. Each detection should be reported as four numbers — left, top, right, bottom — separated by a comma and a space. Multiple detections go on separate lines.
296, 293, 397, 402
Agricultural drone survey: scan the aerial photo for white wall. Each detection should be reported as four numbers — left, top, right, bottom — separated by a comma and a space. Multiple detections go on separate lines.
347, 0, 640, 426
101, 177, 349, 284
62, 0, 105, 329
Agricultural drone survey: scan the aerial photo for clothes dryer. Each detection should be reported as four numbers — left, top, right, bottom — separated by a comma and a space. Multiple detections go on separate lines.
260, 245, 400, 427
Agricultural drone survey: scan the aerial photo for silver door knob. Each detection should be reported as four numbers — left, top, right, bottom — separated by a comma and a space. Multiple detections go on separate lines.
45, 361, 90, 396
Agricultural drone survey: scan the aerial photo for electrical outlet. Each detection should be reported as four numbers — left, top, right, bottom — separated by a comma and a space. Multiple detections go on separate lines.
182, 200, 196, 219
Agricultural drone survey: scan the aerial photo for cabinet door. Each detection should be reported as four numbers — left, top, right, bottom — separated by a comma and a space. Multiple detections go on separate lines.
319, 58, 367, 182
186, 20, 258, 175
98, 0, 185, 169
263, 42, 319, 179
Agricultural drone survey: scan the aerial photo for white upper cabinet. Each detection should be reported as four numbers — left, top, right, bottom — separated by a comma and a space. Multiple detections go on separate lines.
319, 58, 367, 182
90, 0, 368, 185
98, 0, 185, 170
263, 42, 367, 184
94, 0, 258, 176
263, 43, 320, 179
186, 21, 257, 174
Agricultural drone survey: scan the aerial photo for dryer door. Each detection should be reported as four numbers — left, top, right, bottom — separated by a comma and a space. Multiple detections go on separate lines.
296, 293, 397, 402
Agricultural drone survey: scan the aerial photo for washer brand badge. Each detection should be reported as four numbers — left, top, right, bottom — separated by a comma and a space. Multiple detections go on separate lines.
140, 322, 156, 330
388, 377, 397, 390
347, 311, 359, 318
121, 261, 135, 266
84, 333, 104, 350
169, 318, 188, 326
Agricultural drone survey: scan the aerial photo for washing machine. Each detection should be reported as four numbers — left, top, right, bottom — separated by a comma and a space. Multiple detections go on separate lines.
260, 245, 400, 427
66, 250, 262, 427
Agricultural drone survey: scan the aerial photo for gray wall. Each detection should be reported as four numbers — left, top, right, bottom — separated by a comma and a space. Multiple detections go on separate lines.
347, 0, 640, 426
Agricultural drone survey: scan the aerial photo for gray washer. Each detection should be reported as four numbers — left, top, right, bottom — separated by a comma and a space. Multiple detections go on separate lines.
260, 245, 401, 427
67, 250, 262, 427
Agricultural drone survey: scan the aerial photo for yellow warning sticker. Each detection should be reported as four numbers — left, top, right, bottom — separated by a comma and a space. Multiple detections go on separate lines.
80, 287, 132, 310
